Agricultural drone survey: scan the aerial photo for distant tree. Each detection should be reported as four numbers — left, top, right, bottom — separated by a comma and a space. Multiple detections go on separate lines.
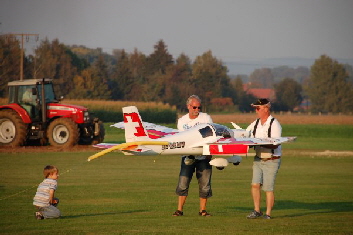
272, 66, 309, 84
67, 72, 91, 98
192, 50, 230, 110
69, 45, 116, 67
34, 38, 78, 97
307, 55, 353, 113
274, 78, 302, 111
126, 49, 147, 101
69, 55, 111, 99
110, 49, 133, 100
0, 36, 22, 96
146, 40, 174, 75
164, 53, 193, 110
89, 55, 111, 99
272, 66, 294, 83
65, 48, 89, 73
344, 64, 353, 85
238, 93, 257, 112
249, 68, 274, 88
143, 71, 166, 102
231, 75, 245, 105
210, 97, 234, 112
143, 40, 174, 102
293, 66, 310, 84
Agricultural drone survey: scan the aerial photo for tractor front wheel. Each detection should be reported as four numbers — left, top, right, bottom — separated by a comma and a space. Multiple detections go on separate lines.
47, 118, 79, 147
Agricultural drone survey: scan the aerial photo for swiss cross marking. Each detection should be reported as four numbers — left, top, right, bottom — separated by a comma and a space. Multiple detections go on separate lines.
124, 112, 147, 137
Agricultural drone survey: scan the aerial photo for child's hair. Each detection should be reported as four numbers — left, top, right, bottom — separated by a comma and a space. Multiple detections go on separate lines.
43, 165, 59, 178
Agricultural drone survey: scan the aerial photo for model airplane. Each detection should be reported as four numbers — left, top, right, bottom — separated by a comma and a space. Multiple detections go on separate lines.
88, 106, 296, 169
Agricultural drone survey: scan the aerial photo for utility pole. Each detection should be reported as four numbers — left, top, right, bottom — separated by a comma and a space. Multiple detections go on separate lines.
1, 33, 39, 81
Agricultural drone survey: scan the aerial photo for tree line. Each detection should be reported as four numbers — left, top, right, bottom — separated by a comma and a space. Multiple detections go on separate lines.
1, 37, 352, 113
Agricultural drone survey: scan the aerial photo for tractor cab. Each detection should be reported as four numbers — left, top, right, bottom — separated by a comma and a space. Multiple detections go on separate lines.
8, 78, 57, 120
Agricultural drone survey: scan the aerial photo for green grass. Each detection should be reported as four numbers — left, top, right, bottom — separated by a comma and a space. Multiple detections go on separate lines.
0, 124, 353, 234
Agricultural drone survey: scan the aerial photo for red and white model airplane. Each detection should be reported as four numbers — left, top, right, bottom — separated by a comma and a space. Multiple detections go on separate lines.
88, 106, 296, 168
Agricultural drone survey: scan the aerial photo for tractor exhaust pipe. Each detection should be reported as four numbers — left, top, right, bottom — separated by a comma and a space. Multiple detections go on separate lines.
41, 78, 47, 126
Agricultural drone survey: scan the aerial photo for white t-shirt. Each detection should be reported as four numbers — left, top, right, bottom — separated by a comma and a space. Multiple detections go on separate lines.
177, 112, 213, 131
246, 115, 282, 157
177, 112, 213, 159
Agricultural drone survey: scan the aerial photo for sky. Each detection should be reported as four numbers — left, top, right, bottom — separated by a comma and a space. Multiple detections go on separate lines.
1, 0, 353, 68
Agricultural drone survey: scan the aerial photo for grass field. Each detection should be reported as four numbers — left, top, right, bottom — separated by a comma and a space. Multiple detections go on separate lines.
0, 124, 353, 234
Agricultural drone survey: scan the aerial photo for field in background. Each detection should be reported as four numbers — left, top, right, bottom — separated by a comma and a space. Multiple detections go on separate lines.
0, 98, 177, 111
210, 113, 353, 125
64, 99, 176, 112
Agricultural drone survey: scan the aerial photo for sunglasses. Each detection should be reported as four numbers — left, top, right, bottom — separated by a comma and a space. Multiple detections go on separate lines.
191, 106, 201, 110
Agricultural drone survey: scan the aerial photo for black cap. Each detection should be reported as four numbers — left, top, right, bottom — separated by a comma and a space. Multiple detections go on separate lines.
251, 98, 270, 107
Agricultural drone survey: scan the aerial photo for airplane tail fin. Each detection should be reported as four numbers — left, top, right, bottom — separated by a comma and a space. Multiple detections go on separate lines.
122, 106, 151, 142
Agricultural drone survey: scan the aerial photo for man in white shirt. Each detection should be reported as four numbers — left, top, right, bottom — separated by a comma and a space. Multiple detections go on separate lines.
245, 99, 282, 220
173, 95, 213, 217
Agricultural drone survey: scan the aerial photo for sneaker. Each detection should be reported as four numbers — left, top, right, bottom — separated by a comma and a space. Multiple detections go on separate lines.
263, 214, 271, 219
246, 210, 263, 219
35, 212, 44, 220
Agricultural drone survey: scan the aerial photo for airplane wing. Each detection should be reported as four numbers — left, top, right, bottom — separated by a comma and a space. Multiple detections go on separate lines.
111, 121, 179, 139
88, 141, 169, 161
216, 136, 296, 145
93, 143, 120, 149
203, 136, 296, 155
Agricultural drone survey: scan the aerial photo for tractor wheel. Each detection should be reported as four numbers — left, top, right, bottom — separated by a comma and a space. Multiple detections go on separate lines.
92, 121, 105, 145
0, 110, 28, 146
47, 118, 79, 147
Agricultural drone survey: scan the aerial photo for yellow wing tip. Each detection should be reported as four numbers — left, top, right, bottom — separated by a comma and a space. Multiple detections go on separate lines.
87, 141, 169, 162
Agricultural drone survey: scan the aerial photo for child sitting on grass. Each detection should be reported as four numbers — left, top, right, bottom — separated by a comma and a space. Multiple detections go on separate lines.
33, 165, 61, 220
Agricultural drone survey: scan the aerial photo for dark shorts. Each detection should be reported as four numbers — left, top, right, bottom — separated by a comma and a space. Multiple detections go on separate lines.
175, 156, 212, 198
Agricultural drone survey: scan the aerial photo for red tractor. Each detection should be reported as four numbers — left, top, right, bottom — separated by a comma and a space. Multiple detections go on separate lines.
0, 78, 104, 147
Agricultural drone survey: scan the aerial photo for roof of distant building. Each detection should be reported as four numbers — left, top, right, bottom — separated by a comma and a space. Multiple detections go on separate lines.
245, 88, 276, 101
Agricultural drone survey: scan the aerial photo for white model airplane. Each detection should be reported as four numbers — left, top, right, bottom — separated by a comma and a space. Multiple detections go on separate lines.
88, 106, 296, 169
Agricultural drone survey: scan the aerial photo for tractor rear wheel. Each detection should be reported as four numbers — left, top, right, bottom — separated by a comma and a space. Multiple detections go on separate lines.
0, 110, 28, 146
47, 118, 79, 147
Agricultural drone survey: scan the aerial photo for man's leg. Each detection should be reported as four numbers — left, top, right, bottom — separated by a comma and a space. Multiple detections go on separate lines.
199, 197, 207, 211
251, 183, 261, 212
265, 191, 275, 216
247, 159, 264, 219
178, 196, 187, 212
262, 159, 280, 217
196, 159, 212, 215
174, 157, 194, 216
